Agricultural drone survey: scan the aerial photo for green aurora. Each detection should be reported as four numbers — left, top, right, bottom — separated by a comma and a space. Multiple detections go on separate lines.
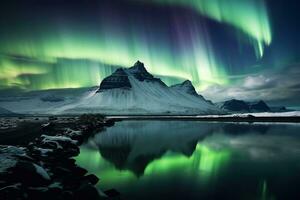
135, 0, 272, 58
0, 0, 272, 91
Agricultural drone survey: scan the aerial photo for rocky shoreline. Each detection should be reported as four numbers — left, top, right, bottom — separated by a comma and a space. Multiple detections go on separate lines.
0, 114, 118, 200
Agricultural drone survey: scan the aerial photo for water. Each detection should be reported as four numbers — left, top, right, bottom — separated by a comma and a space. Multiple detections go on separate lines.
76, 121, 300, 200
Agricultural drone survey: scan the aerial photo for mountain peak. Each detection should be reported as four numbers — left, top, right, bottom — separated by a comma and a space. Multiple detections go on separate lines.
126, 61, 165, 84
171, 80, 198, 96
98, 61, 166, 92
181, 80, 193, 87
249, 100, 270, 112
128, 60, 147, 73
221, 99, 250, 112
134, 60, 144, 67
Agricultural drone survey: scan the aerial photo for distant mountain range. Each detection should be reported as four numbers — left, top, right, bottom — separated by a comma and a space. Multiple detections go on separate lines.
0, 61, 290, 115
217, 99, 287, 113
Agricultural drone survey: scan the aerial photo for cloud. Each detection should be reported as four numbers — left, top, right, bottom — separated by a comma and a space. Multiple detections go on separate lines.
201, 63, 300, 105
243, 75, 276, 90
203, 127, 300, 161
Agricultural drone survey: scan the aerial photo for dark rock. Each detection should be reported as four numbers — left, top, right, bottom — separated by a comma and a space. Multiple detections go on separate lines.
0, 181, 6, 188
52, 166, 73, 177
79, 114, 105, 125
104, 119, 115, 127
84, 174, 99, 185
0, 183, 23, 200
98, 68, 132, 92
62, 190, 74, 200
48, 116, 58, 121
27, 187, 48, 199
46, 183, 64, 199
104, 189, 120, 198
51, 165, 87, 179
72, 166, 88, 177
0, 116, 115, 200
12, 161, 51, 186
75, 182, 102, 200
67, 158, 76, 165
27, 185, 65, 200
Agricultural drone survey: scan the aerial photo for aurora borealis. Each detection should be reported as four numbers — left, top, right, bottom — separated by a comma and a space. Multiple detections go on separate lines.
135, 0, 272, 58
0, 0, 300, 105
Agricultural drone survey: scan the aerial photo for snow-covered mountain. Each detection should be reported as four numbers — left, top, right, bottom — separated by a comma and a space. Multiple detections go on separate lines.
62, 61, 222, 115
0, 61, 222, 115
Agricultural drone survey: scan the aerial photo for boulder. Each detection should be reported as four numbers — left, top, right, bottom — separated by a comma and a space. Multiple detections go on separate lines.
74, 182, 103, 200
12, 161, 51, 186
83, 174, 99, 185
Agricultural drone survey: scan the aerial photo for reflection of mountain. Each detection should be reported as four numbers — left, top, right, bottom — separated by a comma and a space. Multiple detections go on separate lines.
99, 145, 131, 171
93, 121, 218, 176
89, 121, 275, 176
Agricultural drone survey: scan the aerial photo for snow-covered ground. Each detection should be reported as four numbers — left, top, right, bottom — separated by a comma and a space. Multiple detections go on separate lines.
0, 146, 25, 173
197, 111, 300, 118
0, 88, 94, 114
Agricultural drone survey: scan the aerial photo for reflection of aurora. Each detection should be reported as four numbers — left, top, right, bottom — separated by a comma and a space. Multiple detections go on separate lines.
76, 144, 231, 188
144, 145, 230, 177
75, 122, 300, 199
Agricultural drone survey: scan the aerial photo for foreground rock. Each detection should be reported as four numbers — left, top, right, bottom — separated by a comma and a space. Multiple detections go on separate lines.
0, 114, 117, 200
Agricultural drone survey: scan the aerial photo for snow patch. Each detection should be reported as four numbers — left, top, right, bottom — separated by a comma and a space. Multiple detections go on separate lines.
0, 146, 26, 173
197, 111, 300, 118
41, 135, 77, 149
33, 163, 51, 180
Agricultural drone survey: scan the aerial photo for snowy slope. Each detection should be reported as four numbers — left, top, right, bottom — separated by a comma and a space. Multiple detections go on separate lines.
0, 107, 16, 115
0, 88, 94, 114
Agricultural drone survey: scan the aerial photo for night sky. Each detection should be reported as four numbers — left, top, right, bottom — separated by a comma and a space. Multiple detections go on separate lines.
0, 0, 299, 106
